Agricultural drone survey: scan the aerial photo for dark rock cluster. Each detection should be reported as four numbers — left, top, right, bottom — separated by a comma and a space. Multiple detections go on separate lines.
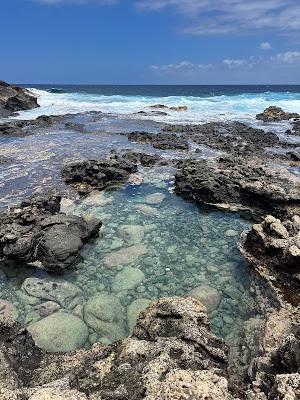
127, 131, 189, 151
256, 106, 300, 122
0, 81, 39, 117
0, 193, 101, 273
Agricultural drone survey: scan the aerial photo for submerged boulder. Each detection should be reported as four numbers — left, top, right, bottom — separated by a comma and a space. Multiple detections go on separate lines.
187, 286, 221, 313
0, 81, 39, 117
256, 106, 300, 122
0, 193, 101, 272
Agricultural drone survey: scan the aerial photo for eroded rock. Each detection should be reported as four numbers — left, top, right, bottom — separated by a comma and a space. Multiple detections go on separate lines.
256, 106, 300, 122
0, 81, 39, 117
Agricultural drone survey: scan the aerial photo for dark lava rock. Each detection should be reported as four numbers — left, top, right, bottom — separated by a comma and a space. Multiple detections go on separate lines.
240, 215, 300, 294
164, 121, 279, 157
110, 149, 162, 167
63, 158, 138, 195
0, 193, 101, 272
127, 131, 189, 151
256, 106, 300, 122
0, 81, 39, 117
174, 157, 300, 220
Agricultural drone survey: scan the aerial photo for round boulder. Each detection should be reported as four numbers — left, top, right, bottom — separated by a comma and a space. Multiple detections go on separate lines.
187, 286, 221, 313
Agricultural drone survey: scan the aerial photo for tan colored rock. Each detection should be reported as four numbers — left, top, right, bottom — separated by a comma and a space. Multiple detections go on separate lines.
103, 244, 147, 267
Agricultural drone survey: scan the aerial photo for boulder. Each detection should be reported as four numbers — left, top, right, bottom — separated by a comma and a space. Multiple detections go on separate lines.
62, 158, 138, 195
256, 106, 300, 122
117, 225, 145, 245
103, 244, 147, 267
112, 267, 145, 292
240, 215, 300, 294
0, 81, 39, 117
83, 293, 126, 342
144, 192, 166, 205
127, 298, 151, 332
0, 300, 18, 321
28, 312, 89, 352
187, 286, 221, 313
175, 157, 300, 220
0, 193, 101, 272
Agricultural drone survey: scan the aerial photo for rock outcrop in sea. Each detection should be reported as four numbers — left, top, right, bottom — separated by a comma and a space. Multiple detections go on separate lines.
0, 81, 39, 117
0, 193, 101, 272
256, 106, 300, 122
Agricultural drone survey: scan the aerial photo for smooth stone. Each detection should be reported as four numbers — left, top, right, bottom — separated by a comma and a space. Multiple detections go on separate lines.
103, 244, 147, 267
133, 204, 158, 216
0, 299, 18, 321
81, 192, 113, 207
83, 293, 126, 341
33, 301, 61, 318
187, 286, 221, 313
110, 238, 124, 250
127, 298, 151, 332
144, 193, 166, 205
112, 266, 145, 292
28, 312, 89, 352
117, 225, 144, 245
21, 278, 84, 309
225, 229, 238, 237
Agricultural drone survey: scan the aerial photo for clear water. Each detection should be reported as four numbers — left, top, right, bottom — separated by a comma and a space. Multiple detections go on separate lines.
0, 85, 299, 357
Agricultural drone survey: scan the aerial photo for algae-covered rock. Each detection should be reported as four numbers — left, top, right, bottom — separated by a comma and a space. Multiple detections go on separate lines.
28, 312, 89, 352
187, 285, 221, 313
83, 293, 126, 341
127, 298, 151, 332
112, 267, 145, 292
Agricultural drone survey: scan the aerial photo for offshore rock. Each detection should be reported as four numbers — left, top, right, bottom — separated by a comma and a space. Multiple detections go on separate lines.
0, 80, 39, 117
0, 193, 101, 272
256, 106, 300, 122
240, 215, 300, 298
63, 158, 138, 195
175, 157, 300, 220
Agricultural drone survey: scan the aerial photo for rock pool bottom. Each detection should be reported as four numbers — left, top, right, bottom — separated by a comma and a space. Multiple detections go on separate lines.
0, 172, 257, 355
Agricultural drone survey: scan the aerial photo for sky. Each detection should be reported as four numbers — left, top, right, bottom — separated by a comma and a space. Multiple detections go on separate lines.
1, 0, 300, 84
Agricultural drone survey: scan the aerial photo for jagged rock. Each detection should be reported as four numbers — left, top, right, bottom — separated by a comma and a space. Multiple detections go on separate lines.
256, 106, 300, 122
127, 131, 189, 151
175, 158, 300, 220
0, 81, 39, 117
63, 159, 138, 195
83, 293, 126, 342
28, 312, 89, 353
21, 278, 84, 309
240, 215, 300, 293
0, 193, 101, 272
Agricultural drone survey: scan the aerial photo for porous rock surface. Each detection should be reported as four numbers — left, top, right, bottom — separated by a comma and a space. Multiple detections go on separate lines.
240, 215, 300, 294
63, 158, 138, 195
256, 106, 300, 122
0, 81, 39, 117
0, 193, 101, 272
175, 157, 300, 219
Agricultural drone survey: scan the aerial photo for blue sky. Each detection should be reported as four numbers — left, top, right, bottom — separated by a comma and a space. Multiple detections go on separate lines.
1, 0, 300, 84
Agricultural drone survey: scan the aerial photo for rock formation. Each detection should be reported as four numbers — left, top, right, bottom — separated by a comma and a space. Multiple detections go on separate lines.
0, 81, 39, 117
256, 106, 300, 122
0, 193, 101, 272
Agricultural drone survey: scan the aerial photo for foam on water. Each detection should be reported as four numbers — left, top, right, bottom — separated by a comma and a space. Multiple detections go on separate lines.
12, 88, 300, 127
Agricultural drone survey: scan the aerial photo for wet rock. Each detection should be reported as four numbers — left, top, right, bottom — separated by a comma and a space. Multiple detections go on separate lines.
170, 105, 188, 111
112, 266, 145, 292
0, 193, 101, 272
22, 278, 84, 309
127, 131, 189, 151
187, 286, 221, 313
63, 158, 137, 195
33, 301, 61, 318
103, 244, 147, 267
127, 298, 151, 332
83, 293, 126, 342
240, 215, 300, 297
175, 157, 300, 220
0, 81, 39, 117
133, 204, 158, 216
256, 106, 300, 122
117, 225, 145, 245
28, 312, 89, 352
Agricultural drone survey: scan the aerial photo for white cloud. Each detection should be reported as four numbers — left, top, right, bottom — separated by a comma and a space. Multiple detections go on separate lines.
137, 0, 300, 36
223, 59, 248, 68
272, 51, 300, 64
260, 41, 272, 50
150, 60, 213, 71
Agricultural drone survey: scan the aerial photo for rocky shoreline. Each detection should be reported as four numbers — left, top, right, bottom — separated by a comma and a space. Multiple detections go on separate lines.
0, 103, 299, 399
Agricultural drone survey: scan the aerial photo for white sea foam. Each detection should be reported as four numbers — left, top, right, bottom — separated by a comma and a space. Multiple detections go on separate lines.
11, 88, 300, 128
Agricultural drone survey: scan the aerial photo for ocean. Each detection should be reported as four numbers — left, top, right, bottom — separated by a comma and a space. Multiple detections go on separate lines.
15, 84, 300, 127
